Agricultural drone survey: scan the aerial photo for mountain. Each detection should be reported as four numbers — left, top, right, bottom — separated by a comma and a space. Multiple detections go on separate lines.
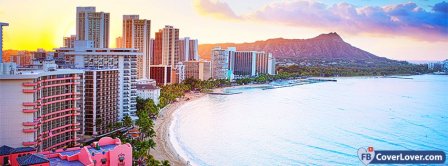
198, 32, 407, 67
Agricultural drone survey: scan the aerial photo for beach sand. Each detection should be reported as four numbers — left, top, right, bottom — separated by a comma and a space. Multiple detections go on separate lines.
149, 84, 274, 166
150, 92, 206, 166
149, 84, 273, 165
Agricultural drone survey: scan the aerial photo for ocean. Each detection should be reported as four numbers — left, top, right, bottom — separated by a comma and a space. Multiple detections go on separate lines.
169, 75, 448, 165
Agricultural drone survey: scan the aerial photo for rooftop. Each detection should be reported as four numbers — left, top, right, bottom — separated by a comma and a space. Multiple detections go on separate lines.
10, 147, 36, 154
16, 154, 49, 165
0, 69, 84, 80
0, 145, 14, 155
136, 84, 159, 90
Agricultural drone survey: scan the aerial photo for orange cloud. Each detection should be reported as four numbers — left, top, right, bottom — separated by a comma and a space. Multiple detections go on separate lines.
193, 0, 240, 20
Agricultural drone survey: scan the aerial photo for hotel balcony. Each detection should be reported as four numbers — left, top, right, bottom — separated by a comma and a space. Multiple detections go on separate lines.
22, 141, 36, 146
23, 122, 38, 126
23, 128, 37, 133
23, 102, 37, 106
23, 89, 37, 93
23, 82, 38, 87
23, 109, 38, 113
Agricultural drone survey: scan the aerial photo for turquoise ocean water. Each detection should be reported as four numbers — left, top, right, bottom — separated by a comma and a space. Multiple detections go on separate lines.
170, 75, 448, 165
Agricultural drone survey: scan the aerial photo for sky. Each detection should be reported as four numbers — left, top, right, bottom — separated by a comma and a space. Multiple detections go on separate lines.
0, 0, 447, 61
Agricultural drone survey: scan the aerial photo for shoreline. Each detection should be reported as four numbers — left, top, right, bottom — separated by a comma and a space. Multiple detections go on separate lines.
150, 92, 206, 166
149, 79, 331, 165
149, 84, 270, 165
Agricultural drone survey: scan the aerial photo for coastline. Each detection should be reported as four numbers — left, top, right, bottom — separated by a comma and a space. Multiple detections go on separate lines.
150, 92, 206, 166
149, 78, 336, 165
149, 84, 269, 165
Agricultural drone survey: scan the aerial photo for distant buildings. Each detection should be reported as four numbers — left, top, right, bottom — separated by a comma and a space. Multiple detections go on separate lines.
83, 69, 119, 136
0, 22, 8, 63
122, 15, 151, 79
184, 60, 211, 81
115, 36, 123, 48
10, 51, 33, 67
136, 79, 160, 105
178, 37, 199, 62
211, 47, 234, 80
150, 25, 180, 85
55, 41, 141, 120
443, 60, 448, 72
63, 35, 76, 48
0, 62, 83, 151
174, 62, 185, 83
150, 65, 172, 86
153, 25, 179, 67
231, 51, 275, 78
428, 60, 448, 73
76, 7, 110, 48
211, 47, 276, 80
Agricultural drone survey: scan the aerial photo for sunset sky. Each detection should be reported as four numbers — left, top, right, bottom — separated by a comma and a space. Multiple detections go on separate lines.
0, 0, 447, 61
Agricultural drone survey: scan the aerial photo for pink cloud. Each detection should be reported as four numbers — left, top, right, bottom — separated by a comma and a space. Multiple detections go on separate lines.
195, 0, 448, 41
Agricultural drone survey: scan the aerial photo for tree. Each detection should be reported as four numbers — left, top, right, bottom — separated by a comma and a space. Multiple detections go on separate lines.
123, 115, 133, 127
161, 160, 170, 166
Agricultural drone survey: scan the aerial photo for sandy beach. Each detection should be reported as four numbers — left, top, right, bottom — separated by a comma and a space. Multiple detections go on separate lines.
149, 83, 278, 165
150, 92, 206, 166
149, 81, 309, 165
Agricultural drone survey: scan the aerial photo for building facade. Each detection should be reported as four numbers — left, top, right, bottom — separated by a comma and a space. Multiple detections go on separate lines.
230, 51, 275, 78
115, 36, 123, 48
84, 69, 119, 136
178, 37, 199, 62
136, 79, 160, 105
0, 22, 9, 63
63, 35, 76, 48
122, 15, 151, 79
76, 7, 110, 48
211, 47, 275, 80
153, 25, 179, 67
150, 65, 172, 86
0, 66, 84, 152
10, 51, 33, 67
211, 47, 234, 80
55, 42, 141, 120
184, 61, 211, 81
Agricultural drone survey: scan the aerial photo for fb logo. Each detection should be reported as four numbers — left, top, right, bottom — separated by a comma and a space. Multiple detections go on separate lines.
358, 147, 375, 165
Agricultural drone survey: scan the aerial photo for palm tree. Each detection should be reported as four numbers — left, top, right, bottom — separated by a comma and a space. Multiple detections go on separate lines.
161, 160, 170, 166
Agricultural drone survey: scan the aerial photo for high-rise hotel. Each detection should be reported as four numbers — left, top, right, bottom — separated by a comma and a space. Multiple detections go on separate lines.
153, 25, 179, 67
0, 62, 84, 151
178, 37, 199, 62
122, 15, 151, 79
151, 25, 180, 85
211, 47, 276, 80
55, 41, 141, 120
0, 22, 8, 63
76, 7, 110, 48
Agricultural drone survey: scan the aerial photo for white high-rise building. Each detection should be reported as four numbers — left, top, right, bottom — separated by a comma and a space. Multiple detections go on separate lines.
55, 41, 141, 120
76, 7, 110, 48
0, 22, 9, 63
122, 15, 151, 79
211, 47, 235, 80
